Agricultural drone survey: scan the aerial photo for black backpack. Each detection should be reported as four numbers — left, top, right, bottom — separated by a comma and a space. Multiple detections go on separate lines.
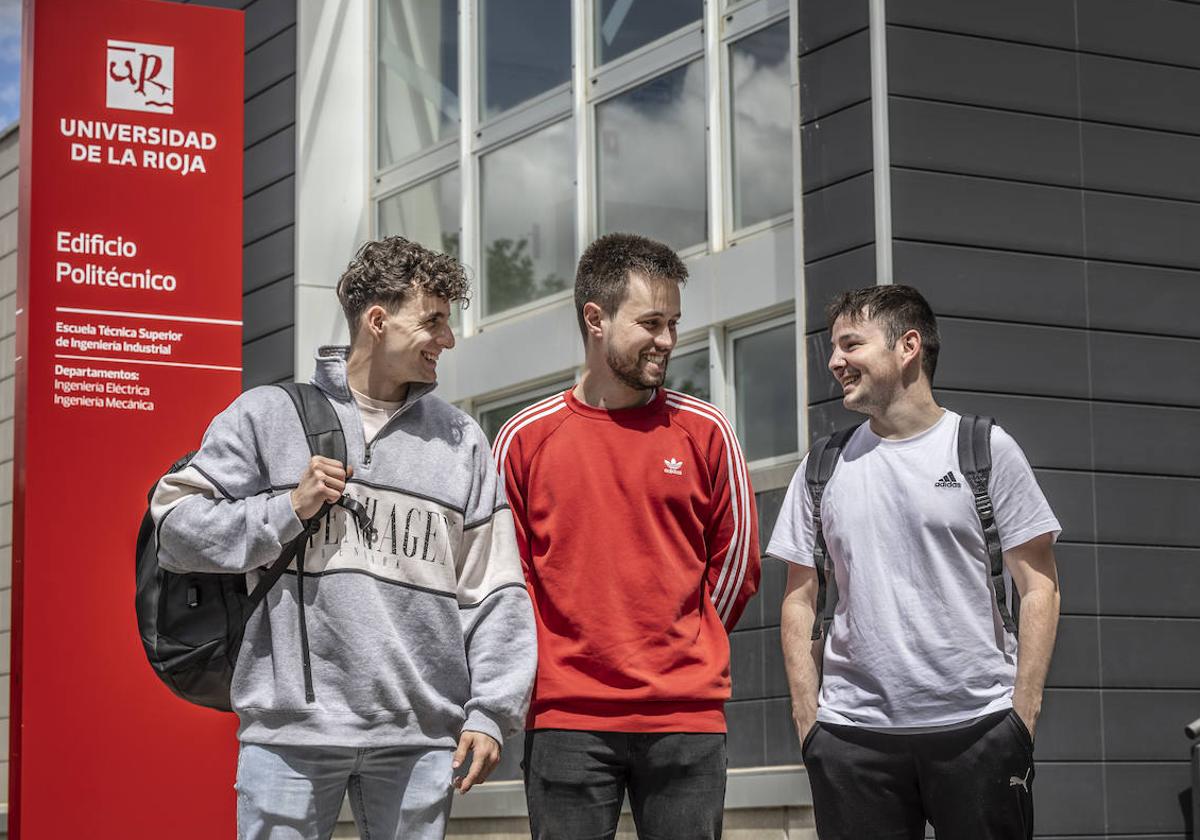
805, 413, 1018, 641
135, 383, 373, 711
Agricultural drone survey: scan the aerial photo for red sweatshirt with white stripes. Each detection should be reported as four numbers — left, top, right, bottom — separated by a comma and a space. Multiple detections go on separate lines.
495, 387, 760, 733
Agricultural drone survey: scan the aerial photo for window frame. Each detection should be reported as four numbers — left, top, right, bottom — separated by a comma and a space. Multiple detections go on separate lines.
725, 310, 801, 470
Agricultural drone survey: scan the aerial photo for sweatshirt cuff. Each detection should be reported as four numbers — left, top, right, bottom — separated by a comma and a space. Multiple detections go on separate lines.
268, 491, 306, 544
461, 708, 505, 746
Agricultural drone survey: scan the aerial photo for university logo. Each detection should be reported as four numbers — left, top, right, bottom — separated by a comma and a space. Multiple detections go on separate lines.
107, 40, 174, 114
663, 457, 684, 476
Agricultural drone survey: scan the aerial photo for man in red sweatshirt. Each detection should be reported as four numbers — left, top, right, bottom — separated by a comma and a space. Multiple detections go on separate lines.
494, 233, 761, 839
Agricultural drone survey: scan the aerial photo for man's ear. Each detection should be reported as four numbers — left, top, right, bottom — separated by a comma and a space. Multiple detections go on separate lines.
583, 302, 605, 341
363, 304, 388, 340
899, 328, 922, 371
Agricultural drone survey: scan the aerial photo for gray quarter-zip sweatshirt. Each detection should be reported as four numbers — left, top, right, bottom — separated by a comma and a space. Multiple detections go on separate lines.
152, 346, 536, 749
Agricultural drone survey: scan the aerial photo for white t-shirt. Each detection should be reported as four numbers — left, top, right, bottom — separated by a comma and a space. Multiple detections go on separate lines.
351, 387, 404, 443
767, 410, 1061, 729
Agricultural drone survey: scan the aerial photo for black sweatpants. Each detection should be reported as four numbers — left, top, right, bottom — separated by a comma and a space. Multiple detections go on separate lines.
802, 709, 1035, 840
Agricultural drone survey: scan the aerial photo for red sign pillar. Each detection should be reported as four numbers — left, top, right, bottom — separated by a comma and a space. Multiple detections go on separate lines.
13, 1, 244, 835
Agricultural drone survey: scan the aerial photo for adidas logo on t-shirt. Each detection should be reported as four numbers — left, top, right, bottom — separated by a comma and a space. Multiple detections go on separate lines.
934, 471, 962, 488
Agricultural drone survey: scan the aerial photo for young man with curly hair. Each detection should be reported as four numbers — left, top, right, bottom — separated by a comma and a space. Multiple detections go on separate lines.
153, 236, 536, 839
495, 233, 760, 839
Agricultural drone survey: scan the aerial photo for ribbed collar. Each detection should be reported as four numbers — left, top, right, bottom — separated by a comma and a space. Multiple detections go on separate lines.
564, 386, 666, 421
312, 345, 437, 409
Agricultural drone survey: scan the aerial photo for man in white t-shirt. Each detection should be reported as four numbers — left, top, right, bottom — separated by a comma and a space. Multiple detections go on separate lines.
770, 285, 1061, 840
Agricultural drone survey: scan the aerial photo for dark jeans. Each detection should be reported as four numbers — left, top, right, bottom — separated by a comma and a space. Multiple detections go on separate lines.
803, 708, 1036, 840
523, 729, 727, 840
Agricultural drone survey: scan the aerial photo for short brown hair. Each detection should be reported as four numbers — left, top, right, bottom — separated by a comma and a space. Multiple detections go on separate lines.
574, 233, 688, 341
336, 236, 470, 336
826, 285, 941, 380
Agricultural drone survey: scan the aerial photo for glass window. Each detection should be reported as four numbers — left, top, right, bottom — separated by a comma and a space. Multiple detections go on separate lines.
378, 168, 461, 259
596, 61, 707, 252
480, 0, 571, 120
478, 384, 570, 442
730, 21, 792, 231
378, 0, 459, 169
734, 321, 797, 461
595, 0, 703, 65
664, 346, 710, 401
481, 121, 576, 317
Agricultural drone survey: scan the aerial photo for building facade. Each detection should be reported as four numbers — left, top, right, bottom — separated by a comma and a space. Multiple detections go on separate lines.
0, 0, 1197, 836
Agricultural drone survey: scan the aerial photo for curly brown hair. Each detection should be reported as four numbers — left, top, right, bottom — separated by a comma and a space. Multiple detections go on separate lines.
336, 236, 471, 336
574, 233, 688, 342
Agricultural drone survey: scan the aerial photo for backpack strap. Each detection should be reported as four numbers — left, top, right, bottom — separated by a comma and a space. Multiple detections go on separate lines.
805, 423, 861, 641
275, 382, 374, 540
956, 413, 1019, 636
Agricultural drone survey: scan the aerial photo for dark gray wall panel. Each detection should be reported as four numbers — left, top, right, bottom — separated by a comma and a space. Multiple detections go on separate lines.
1082, 122, 1200, 204
1095, 474, 1200, 547
245, 0, 297, 51
759, 556, 787, 627
1104, 690, 1200, 760
244, 175, 294, 244
801, 101, 871, 193
798, 0, 866, 55
763, 698, 803, 765
1046, 616, 1099, 688
730, 628, 766, 700
803, 245, 874, 328
244, 226, 294, 293
725, 700, 766, 767
1087, 261, 1200, 339
891, 171, 1085, 259
802, 172, 874, 262
799, 30, 869, 123
1054, 543, 1098, 616
888, 28, 1078, 119
1089, 331, 1200, 408
1102, 617, 1200, 688
243, 277, 294, 342
244, 125, 294, 195
245, 25, 297, 100
246, 76, 296, 146
935, 319, 1091, 400
805, 331, 840, 402
1098, 547, 1200, 618
185, 0, 296, 387
1037, 471, 1095, 543
807, 397, 860, 440
893, 242, 1087, 329
933, 391, 1091, 471
1105, 763, 1193, 835
1084, 191, 1200, 271
1034, 763, 1108, 836
890, 98, 1081, 189
1080, 52, 1200, 136
1092, 403, 1200, 478
1078, 0, 1200, 71
886, 0, 1075, 50
1038, 689, 1103, 760
243, 326, 293, 388
762, 625, 789, 699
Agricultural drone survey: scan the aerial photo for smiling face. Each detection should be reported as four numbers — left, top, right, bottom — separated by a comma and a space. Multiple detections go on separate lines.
599, 272, 681, 391
828, 311, 910, 415
369, 290, 456, 386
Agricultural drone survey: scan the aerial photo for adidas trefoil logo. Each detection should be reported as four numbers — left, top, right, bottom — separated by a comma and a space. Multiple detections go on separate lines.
934, 470, 962, 488
663, 458, 684, 476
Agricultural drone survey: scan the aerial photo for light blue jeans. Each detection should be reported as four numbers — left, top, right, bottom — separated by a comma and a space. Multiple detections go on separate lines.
235, 742, 455, 840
